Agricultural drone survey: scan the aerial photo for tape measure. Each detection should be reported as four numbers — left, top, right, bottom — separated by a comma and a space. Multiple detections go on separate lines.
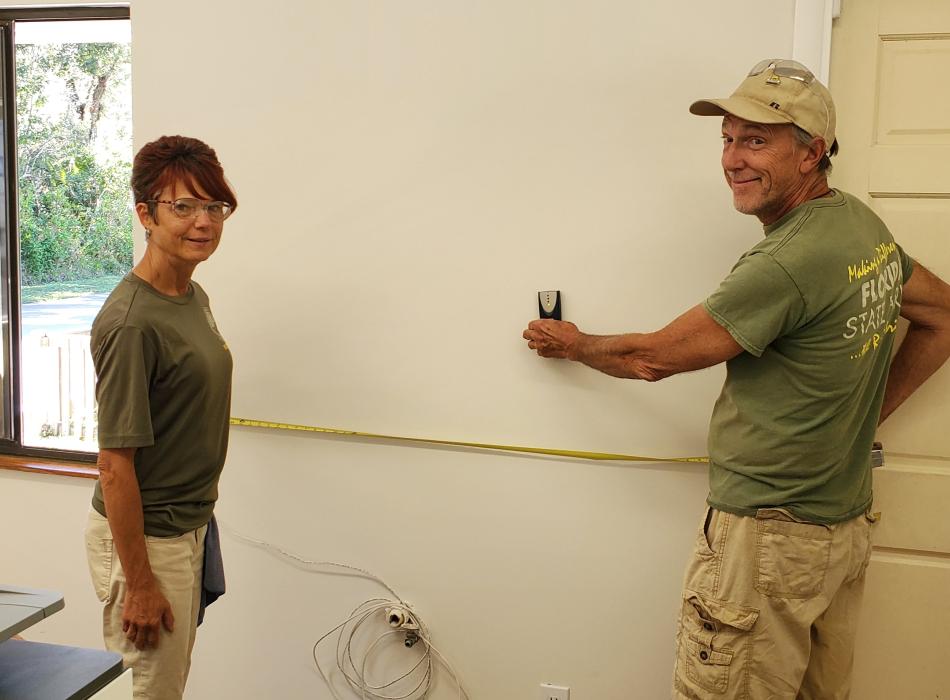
229, 416, 709, 464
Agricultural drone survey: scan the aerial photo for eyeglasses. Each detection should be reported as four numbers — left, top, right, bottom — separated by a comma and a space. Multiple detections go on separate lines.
747, 59, 815, 85
149, 198, 234, 222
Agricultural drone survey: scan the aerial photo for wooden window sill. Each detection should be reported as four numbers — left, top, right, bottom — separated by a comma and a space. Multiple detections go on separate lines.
0, 454, 98, 479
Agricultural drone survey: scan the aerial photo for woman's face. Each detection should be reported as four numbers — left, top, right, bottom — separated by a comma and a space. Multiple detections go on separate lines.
136, 179, 225, 268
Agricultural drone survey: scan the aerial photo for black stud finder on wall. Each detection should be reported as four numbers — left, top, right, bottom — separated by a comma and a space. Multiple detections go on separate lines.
538, 290, 562, 321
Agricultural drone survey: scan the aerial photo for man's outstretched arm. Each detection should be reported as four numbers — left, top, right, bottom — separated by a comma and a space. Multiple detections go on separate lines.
523, 303, 744, 381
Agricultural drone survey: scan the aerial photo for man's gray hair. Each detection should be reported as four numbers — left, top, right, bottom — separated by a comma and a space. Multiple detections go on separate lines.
792, 125, 837, 174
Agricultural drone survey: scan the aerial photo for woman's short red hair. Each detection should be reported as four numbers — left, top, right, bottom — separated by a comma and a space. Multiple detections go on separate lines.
132, 135, 237, 220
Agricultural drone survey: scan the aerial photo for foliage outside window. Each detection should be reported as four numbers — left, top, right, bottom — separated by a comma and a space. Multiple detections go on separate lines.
17, 40, 132, 287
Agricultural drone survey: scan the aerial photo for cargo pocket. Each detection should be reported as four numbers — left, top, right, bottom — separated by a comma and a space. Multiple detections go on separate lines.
84, 516, 114, 603
676, 590, 758, 695
754, 510, 832, 599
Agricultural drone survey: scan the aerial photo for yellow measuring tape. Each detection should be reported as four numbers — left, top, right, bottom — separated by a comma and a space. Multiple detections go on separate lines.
230, 417, 709, 464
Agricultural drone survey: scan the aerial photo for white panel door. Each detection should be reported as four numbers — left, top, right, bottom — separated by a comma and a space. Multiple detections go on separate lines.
831, 1, 950, 697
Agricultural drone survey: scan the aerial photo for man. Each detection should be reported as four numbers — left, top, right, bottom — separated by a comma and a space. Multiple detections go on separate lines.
523, 59, 950, 699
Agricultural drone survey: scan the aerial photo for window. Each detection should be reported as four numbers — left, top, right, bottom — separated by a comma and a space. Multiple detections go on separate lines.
0, 7, 131, 459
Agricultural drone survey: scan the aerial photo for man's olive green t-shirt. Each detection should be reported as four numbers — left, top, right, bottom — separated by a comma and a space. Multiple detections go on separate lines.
703, 190, 913, 524
91, 272, 233, 536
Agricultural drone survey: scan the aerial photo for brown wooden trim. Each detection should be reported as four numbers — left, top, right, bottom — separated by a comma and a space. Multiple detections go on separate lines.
0, 453, 98, 479
0, 7, 130, 21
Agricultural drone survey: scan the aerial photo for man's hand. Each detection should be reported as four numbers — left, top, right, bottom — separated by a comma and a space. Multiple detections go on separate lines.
523, 319, 583, 359
122, 582, 174, 650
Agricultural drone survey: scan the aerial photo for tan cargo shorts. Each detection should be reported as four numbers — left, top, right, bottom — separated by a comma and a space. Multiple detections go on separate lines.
672, 506, 876, 700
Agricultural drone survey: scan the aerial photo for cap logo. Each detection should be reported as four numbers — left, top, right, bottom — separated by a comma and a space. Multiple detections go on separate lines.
769, 101, 781, 109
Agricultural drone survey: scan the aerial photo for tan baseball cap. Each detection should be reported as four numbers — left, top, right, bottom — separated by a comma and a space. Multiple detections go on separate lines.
690, 59, 836, 153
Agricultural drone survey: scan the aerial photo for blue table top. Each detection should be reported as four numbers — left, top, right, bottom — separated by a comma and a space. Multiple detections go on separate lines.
0, 584, 65, 643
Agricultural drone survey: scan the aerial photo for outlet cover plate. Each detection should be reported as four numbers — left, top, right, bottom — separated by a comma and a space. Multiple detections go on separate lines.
539, 683, 570, 700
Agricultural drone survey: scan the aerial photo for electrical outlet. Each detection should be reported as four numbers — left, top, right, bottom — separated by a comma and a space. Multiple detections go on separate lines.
539, 682, 570, 700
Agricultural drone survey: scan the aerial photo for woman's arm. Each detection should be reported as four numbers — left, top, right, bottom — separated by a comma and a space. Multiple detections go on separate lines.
97, 447, 175, 650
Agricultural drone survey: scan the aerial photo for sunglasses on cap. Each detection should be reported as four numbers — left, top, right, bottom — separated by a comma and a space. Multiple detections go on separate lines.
747, 59, 815, 85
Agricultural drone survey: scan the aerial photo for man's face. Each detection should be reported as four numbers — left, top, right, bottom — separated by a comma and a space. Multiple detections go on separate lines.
720, 115, 812, 225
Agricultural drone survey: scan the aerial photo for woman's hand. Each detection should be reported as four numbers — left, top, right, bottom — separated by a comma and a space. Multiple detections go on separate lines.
122, 581, 175, 650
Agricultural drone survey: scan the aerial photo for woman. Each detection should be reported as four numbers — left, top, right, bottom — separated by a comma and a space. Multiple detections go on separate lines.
84, 135, 237, 700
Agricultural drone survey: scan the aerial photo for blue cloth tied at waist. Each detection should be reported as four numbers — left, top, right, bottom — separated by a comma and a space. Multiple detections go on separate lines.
197, 514, 225, 626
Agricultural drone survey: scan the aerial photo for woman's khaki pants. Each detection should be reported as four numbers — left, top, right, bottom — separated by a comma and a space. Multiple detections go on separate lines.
85, 509, 207, 700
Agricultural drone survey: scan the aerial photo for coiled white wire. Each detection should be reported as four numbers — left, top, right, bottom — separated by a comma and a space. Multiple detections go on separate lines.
222, 522, 470, 700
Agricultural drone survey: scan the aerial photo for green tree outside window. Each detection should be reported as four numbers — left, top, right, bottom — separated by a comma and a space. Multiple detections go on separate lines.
17, 41, 132, 287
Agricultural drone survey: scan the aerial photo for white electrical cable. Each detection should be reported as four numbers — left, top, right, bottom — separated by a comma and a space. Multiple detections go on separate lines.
222, 524, 402, 599
221, 522, 470, 700
328, 600, 432, 700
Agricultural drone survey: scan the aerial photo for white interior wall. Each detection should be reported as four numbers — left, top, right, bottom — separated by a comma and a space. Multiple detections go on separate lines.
0, 1, 818, 698
142, 0, 797, 457
3, 441, 711, 698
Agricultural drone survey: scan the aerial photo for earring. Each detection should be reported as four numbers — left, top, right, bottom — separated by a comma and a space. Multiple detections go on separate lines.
145, 228, 151, 239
